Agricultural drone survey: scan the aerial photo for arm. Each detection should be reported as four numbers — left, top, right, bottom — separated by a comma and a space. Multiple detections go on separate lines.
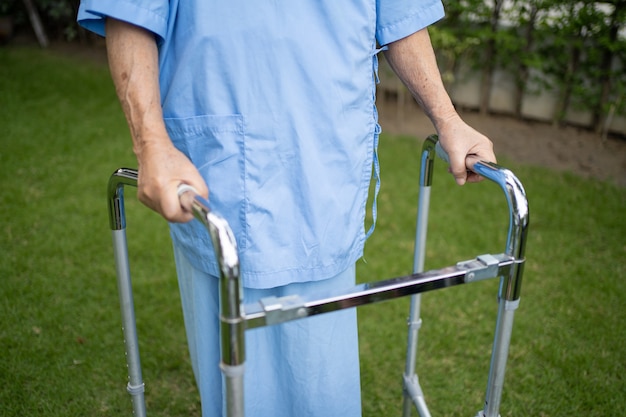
105, 18, 208, 221
384, 28, 496, 185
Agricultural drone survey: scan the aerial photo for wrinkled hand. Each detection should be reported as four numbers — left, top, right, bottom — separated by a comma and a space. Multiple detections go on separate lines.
435, 114, 496, 185
136, 139, 209, 222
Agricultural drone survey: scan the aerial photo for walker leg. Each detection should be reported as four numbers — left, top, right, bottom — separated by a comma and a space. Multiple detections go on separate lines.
479, 297, 519, 417
402, 293, 431, 417
402, 137, 437, 417
222, 364, 245, 417
108, 169, 148, 417
112, 229, 146, 417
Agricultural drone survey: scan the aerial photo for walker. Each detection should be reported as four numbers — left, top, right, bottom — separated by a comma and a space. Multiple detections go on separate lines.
107, 134, 529, 417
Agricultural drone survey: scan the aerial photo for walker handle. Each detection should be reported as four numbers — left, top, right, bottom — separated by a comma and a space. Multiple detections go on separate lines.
434, 140, 450, 164
175, 183, 243, 372
434, 139, 482, 173
422, 135, 529, 300
174, 183, 240, 275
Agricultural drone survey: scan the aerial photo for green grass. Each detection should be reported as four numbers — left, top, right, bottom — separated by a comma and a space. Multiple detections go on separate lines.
1, 45, 624, 417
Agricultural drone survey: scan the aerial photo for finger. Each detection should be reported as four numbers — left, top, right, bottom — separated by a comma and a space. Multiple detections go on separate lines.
465, 154, 483, 172
159, 193, 195, 223
465, 172, 484, 183
139, 185, 194, 223
448, 155, 468, 186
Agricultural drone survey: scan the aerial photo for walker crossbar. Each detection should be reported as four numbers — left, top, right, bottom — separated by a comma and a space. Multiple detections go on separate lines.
107, 135, 529, 417
243, 254, 520, 329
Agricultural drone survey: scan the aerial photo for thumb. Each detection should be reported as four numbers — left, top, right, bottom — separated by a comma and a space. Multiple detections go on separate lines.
435, 140, 468, 186
448, 153, 468, 186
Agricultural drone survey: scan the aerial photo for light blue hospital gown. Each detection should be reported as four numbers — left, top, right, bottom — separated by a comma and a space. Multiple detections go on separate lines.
78, 1, 444, 415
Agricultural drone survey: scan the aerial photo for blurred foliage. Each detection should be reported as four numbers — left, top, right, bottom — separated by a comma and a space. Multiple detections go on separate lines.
432, 0, 626, 128
2, 0, 81, 41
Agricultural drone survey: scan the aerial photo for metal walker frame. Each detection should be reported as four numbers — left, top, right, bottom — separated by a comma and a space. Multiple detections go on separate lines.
107, 135, 529, 417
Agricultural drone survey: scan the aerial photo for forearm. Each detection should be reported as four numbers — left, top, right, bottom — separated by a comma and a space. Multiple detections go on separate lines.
384, 28, 459, 130
105, 18, 170, 158
384, 28, 495, 185
105, 18, 207, 221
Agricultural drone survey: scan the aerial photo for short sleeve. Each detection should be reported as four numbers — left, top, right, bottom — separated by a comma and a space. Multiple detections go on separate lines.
77, 0, 170, 42
376, 0, 445, 46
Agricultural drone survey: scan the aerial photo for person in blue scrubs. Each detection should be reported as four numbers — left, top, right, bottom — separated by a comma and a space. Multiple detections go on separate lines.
78, 2, 496, 416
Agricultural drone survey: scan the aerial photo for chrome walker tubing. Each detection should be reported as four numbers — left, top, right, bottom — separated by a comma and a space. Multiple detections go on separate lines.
108, 168, 147, 417
107, 132, 528, 417
108, 168, 245, 417
178, 184, 245, 417
401, 137, 436, 417
401, 135, 529, 417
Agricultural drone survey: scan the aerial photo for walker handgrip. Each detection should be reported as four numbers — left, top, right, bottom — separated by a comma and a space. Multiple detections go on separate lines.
434, 140, 450, 164
434, 139, 482, 173
177, 184, 200, 214
174, 184, 240, 273
108, 170, 239, 274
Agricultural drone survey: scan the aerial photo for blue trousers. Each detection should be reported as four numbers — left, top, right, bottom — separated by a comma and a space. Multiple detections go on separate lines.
173, 245, 362, 417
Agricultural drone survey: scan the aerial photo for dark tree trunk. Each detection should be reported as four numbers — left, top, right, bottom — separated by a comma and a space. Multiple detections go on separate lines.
479, 0, 505, 114
514, 4, 539, 118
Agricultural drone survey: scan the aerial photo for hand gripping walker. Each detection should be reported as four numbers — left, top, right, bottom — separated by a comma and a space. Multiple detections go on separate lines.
107, 134, 529, 417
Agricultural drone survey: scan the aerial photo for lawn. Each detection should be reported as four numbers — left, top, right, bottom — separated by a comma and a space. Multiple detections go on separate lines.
1, 45, 624, 417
